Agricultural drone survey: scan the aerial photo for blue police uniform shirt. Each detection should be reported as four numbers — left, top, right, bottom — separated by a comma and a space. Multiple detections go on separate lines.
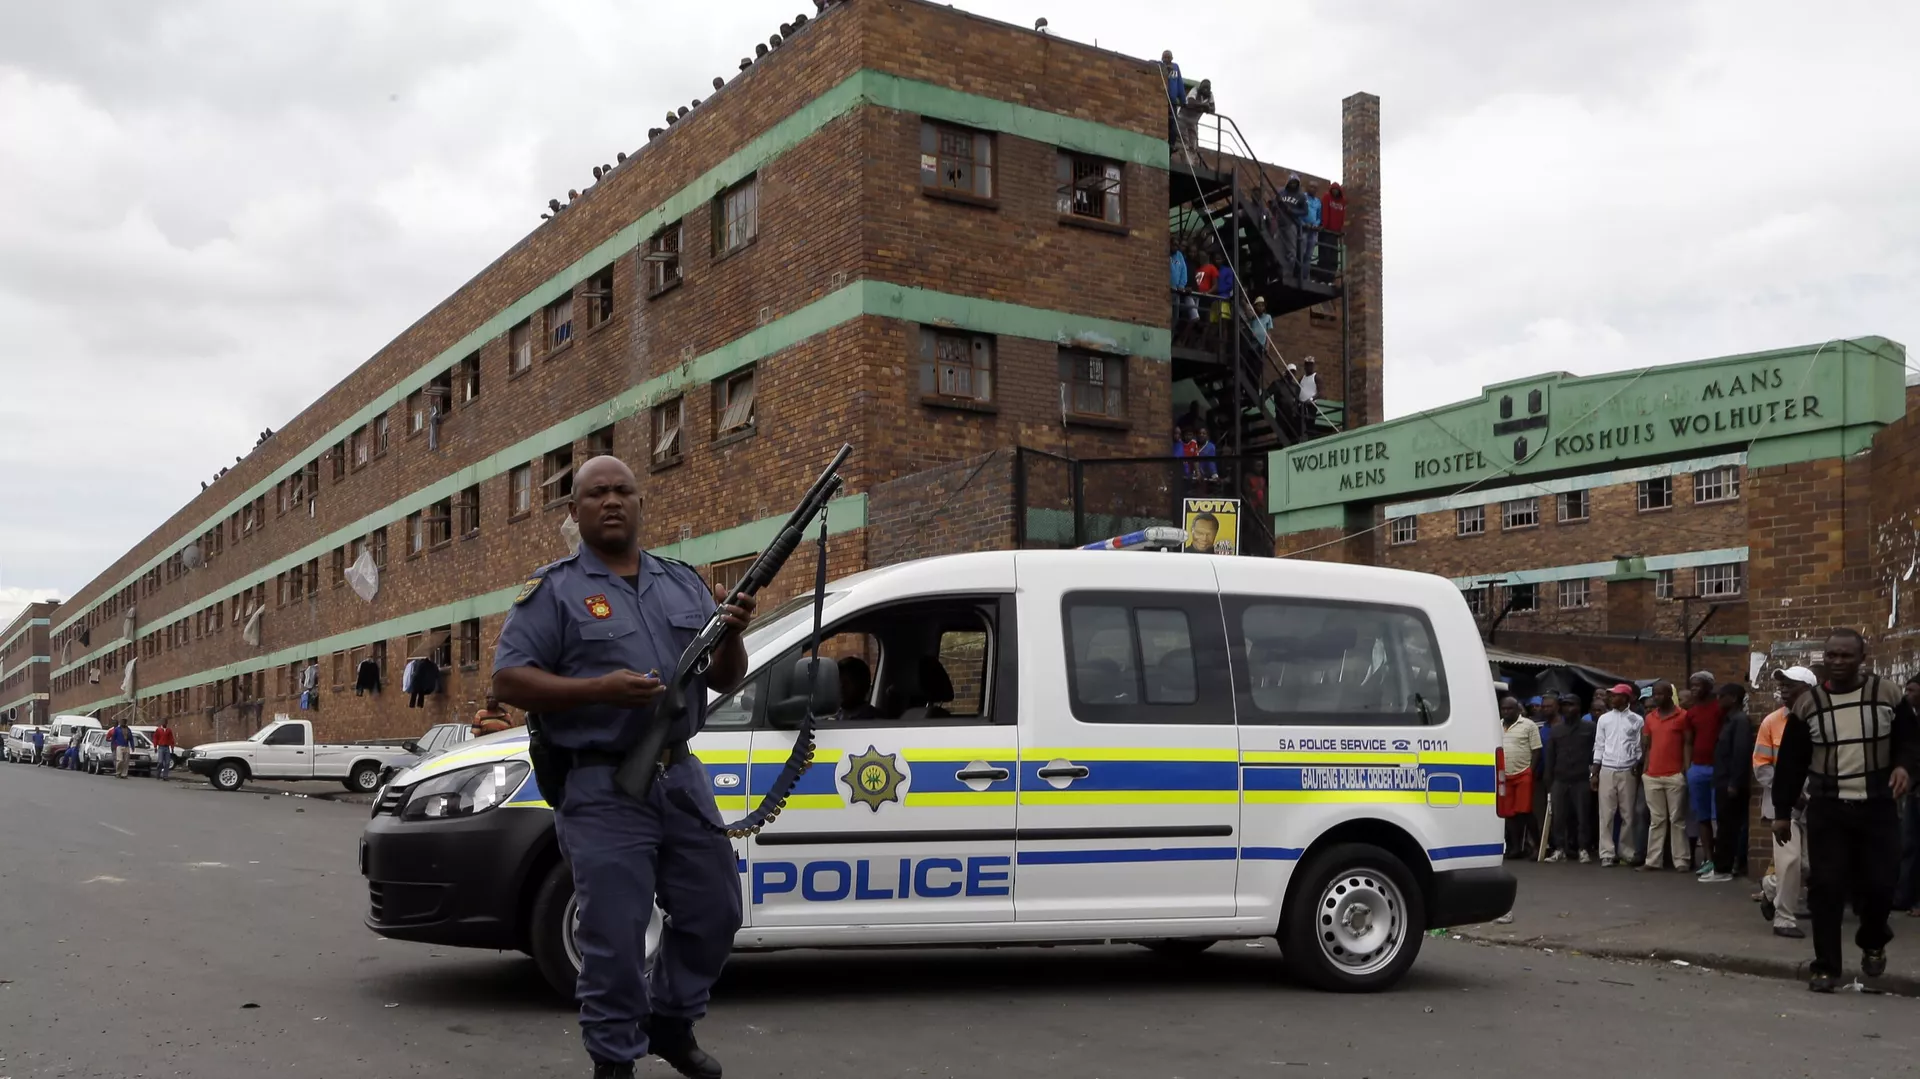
493, 544, 715, 751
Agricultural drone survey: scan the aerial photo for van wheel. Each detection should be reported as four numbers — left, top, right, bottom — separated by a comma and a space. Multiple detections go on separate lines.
1141, 939, 1217, 957
210, 761, 247, 792
1281, 843, 1424, 992
345, 762, 382, 793
528, 860, 666, 1002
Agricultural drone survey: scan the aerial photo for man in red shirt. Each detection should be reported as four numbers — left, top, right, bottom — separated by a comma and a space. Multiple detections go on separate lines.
1683, 671, 1726, 877
1640, 680, 1693, 871
152, 718, 177, 780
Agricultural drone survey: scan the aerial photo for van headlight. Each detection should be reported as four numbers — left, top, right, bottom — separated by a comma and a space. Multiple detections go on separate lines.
401, 761, 531, 821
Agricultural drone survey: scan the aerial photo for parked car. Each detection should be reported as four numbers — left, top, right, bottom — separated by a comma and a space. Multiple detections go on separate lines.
184, 717, 420, 793
81, 727, 158, 776
4, 725, 49, 763
375, 722, 474, 788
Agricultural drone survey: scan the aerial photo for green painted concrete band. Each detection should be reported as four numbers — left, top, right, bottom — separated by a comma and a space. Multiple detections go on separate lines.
0, 692, 50, 714
0, 617, 51, 656
57, 492, 867, 714
50, 274, 1149, 679
54, 68, 1167, 638
1, 655, 50, 682
1445, 547, 1749, 588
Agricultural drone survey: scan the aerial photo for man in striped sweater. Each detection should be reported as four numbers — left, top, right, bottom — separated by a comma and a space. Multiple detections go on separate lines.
1773, 628, 1920, 991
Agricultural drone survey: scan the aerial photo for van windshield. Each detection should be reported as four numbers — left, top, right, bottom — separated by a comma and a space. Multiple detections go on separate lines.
743, 591, 847, 654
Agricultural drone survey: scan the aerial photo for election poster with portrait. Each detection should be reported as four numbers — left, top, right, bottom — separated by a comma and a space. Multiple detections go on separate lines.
1182, 497, 1240, 555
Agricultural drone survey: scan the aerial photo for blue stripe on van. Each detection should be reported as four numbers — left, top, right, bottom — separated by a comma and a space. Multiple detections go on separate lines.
1018, 760, 1239, 792
1240, 846, 1306, 861
1428, 843, 1504, 861
1241, 764, 1497, 793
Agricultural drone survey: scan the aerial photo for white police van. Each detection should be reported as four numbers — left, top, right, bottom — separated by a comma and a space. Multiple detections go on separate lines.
360, 550, 1513, 996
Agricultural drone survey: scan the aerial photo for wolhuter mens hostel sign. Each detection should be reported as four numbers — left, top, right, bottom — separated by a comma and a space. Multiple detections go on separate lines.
1271, 338, 1905, 524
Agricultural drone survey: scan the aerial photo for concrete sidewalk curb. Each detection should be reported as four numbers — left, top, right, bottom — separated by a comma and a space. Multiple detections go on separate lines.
1452, 926, 1920, 997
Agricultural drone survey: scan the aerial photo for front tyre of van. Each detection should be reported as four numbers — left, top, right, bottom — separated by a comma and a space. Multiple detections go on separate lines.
527, 860, 666, 1002
1281, 843, 1424, 992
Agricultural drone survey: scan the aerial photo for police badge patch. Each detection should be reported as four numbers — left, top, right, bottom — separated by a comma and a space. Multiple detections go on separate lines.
513, 578, 543, 605
843, 745, 904, 812
583, 594, 613, 619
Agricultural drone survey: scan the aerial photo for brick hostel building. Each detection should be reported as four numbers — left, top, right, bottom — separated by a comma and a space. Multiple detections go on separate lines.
1270, 336, 1920, 681
1, 601, 57, 726
45, 0, 1383, 743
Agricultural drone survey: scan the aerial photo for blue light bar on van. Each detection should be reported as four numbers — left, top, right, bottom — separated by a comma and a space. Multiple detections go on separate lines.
1081, 527, 1186, 551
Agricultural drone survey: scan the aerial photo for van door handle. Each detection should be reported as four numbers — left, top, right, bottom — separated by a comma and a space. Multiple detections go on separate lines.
1036, 764, 1090, 779
956, 766, 1010, 782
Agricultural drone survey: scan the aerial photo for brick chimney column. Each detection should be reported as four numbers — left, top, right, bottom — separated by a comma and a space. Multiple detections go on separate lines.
1340, 92, 1384, 431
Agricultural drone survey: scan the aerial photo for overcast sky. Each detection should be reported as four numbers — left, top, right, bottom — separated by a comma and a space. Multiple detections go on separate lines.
2, 0, 1916, 626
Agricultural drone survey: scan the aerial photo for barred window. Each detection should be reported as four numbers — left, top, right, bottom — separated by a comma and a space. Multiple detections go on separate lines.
1456, 506, 1485, 536
1698, 562, 1745, 597
1059, 350, 1126, 421
716, 369, 757, 435
1056, 152, 1124, 225
646, 223, 682, 294
1558, 489, 1589, 522
1693, 466, 1741, 504
652, 397, 685, 465
1559, 578, 1591, 609
582, 265, 615, 330
1389, 516, 1417, 545
509, 319, 533, 375
1502, 498, 1538, 530
1463, 587, 1488, 616
919, 328, 994, 404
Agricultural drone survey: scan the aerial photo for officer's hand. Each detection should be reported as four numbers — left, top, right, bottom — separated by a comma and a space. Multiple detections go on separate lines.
1771, 817, 1793, 844
1895, 766, 1913, 799
596, 669, 664, 708
713, 585, 756, 634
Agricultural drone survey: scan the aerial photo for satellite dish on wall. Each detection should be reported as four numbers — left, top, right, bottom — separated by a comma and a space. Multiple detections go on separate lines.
182, 544, 206, 571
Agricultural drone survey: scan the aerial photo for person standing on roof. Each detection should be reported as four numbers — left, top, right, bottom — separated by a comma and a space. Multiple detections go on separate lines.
1159, 51, 1184, 142
1772, 628, 1920, 992
1755, 666, 1816, 938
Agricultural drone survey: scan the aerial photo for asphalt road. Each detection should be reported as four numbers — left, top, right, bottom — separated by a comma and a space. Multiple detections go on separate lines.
3, 762, 1916, 1079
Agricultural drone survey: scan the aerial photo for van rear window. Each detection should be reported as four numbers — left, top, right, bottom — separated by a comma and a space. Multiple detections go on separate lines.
1228, 598, 1449, 726
1062, 592, 1231, 724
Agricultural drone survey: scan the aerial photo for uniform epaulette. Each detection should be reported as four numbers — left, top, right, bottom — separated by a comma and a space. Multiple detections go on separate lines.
515, 553, 577, 605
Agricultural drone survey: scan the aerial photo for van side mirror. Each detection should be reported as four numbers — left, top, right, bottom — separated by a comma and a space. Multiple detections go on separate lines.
766, 656, 841, 730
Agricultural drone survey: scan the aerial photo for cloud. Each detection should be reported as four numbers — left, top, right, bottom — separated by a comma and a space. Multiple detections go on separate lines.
1, 0, 1915, 605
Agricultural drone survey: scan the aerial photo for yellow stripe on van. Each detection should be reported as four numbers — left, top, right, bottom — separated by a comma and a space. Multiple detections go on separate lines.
751, 747, 844, 765
1245, 790, 1497, 806
1241, 751, 1421, 765
902, 748, 1018, 762
1023, 747, 1239, 762
698, 749, 750, 765
1019, 789, 1241, 806
713, 794, 750, 812
413, 743, 528, 775
1420, 752, 1498, 765
783, 794, 849, 810
905, 791, 1018, 807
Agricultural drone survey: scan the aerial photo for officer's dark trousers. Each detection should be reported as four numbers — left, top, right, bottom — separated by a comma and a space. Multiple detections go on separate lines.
554, 759, 743, 1065
1805, 797, 1900, 977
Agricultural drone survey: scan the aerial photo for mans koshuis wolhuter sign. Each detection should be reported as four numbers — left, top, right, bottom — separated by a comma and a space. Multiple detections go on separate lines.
1271, 337, 1905, 519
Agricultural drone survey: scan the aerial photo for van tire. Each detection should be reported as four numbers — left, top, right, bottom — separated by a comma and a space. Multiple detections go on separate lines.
1141, 939, 1217, 957
345, 762, 383, 794
210, 761, 248, 792
528, 860, 579, 1002
1281, 843, 1424, 992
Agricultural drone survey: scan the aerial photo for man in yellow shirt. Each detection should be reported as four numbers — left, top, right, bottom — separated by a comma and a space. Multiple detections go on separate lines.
1753, 666, 1815, 938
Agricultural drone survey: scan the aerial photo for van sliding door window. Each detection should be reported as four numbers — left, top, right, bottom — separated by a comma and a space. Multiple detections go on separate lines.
1224, 597, 1449, 726
1061, 592, 1232, 724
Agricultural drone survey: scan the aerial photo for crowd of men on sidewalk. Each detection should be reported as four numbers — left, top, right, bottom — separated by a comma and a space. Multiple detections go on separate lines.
1495, 629, 1920, 991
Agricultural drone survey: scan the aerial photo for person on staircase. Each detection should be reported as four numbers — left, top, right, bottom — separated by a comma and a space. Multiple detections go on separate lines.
1318, 182, 1347, 281
1303, 182, 1323, 285
1297, 358, 1319, 432
1275, 174, 1309, 284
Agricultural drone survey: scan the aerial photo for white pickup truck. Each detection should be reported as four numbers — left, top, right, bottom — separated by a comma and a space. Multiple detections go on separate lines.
185, 717, 421, 794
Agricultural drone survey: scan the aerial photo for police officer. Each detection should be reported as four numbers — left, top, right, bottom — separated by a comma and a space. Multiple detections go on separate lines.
493, 454, 754, 1079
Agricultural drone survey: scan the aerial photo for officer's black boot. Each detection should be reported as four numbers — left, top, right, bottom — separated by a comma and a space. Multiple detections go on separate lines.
590, 1062, 634, 1079
645, 1015, 723, 1079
